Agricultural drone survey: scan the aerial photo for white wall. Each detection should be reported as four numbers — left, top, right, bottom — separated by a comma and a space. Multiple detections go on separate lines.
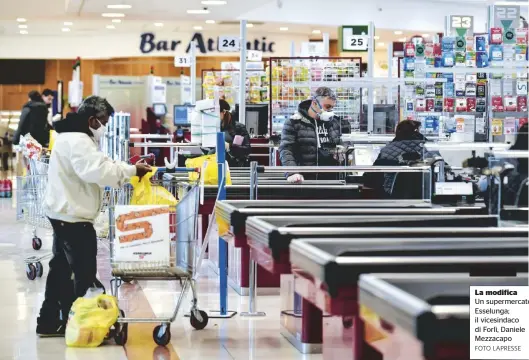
0, 31, 310, 59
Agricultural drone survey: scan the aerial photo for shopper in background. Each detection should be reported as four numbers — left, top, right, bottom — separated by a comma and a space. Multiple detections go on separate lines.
41, 88, 55, 126
500, 123, 528, 206
219, 99, 251, 167
279, 87, 342, 182
364, 120, 438, 198
13, 90, 50, 147
37, 95, 152, 337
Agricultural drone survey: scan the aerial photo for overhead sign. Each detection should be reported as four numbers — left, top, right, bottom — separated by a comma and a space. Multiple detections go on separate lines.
247, 50, 263, 62
340, 25, 372, 52
174, 55, 191, 67
217, 36, 240, 52
492, 5, 520, 28
449, 15, 474, 36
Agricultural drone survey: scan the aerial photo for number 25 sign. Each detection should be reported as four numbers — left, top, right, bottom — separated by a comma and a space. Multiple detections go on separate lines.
344, 35, 368, 51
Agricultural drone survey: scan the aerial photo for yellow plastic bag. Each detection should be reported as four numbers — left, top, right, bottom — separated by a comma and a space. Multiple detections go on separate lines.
49, 129, 57, 151
360, 305, 388, 343
185, 154, 232, 185
130, 167, 178, 206
65, 294, 119, 347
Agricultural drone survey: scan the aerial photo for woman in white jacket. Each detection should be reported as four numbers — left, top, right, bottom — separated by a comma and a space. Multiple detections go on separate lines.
37, 96, 151, 337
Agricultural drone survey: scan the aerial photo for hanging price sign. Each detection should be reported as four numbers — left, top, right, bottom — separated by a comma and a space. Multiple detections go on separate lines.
218, 36, 240, 52
247, 50, 263, 62
340, 25, 371, 52
493, 5, 520, 28
174, 56, 191, 67
449, 15, 474, 36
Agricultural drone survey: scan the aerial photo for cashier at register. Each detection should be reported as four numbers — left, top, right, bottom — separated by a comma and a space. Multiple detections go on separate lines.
279, 87, 342, 182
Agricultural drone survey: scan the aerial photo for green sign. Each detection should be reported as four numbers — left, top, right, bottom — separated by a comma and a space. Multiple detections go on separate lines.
340, 25, 373, 52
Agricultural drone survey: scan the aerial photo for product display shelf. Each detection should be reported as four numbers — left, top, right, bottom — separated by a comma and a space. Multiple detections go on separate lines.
268, 57, 363, 136
399, 27, 528, 143
201, 69, 269, 108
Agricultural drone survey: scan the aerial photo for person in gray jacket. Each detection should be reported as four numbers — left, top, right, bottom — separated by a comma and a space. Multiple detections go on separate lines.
279, 87, 342, 182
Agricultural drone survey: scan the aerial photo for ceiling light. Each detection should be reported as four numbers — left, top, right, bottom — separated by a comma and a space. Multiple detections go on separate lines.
377, 42, 385, 47
394, 30, 403, 35
246, 23, 254, 28
17, 18, 26, 22
154, 22, 164, 27
193, 25, 203, 30
201, 0, 227, 4
62, 28, 70, 32
112, 19, 122, 23
107, 4, 132, 9
64, 22, 73, 26
280, 27, 288, 31
312, 29, 321, 34
374, 35, 380, 40
187, 9, 210, 14
18, 24, 28, 29
422, 33, 430, 38
106, 25, 116, 29
20, 30, 28, 34
205, 20, 215, 24
101, 13, 125, 17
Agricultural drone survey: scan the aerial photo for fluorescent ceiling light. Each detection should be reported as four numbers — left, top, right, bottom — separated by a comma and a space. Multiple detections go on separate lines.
154, 22, 164, 27
280, 27, 288, 31
377, 42, 385, 47
246, 23, 254, 28
107, 4, 132, 9
394, 30, 403, 35
61, 27, 71, 32
20, 30, 28, 34
17, 18, 26, 22
193, 25, 203, 30
201, 0, 227, 4
102, 13, 125, 17
64, 22, 73, 26
112, 19, 122, 23
187, 9, 210, 14
106, 25, 116, 29
312, 29, 321, 34
205, 20, 216, 24
374, 35, 380, 40
422, 33, 430, 37
18, 24, 28, 29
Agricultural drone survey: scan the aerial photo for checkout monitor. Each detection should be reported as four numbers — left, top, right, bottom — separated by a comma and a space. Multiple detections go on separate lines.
153, 103, 167, 117
174, 105, 191, 127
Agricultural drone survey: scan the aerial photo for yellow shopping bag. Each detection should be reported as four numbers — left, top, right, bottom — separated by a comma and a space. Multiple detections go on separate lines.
48, 130, 57, 151
65, 294, 119, 347
130, 167, 178, 206
185, 154, 232, 185
360, 305, 388, 343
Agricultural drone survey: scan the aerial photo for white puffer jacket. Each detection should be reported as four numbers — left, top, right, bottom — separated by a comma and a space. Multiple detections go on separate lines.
45, 131, 136, 223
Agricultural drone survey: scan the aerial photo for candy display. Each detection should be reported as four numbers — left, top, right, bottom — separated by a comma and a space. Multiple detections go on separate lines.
201, 69, 268, 107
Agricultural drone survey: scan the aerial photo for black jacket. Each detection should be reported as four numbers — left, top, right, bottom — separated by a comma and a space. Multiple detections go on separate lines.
279, 100, 342, 169
224, 122, 251, 167
13, 101, 50, 147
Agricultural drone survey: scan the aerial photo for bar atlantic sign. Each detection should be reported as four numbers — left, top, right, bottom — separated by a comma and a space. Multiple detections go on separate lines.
139, 32, 277, 54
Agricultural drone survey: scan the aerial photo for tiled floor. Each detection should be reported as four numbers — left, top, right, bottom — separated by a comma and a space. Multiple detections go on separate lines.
0, 198, 323, 360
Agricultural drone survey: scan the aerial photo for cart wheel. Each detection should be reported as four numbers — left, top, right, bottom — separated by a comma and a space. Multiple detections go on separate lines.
32, 237, 42, 250
342, 316, 353, 329
190, 310, 209, 330
153, 325, 171, 346
35, 262, 44, 277
115, 323, 128, 345
26, 264, 37, 280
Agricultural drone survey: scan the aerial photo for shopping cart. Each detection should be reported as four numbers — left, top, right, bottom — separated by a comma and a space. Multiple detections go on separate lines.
16, 156, 52, 280
108, 168, 209, 346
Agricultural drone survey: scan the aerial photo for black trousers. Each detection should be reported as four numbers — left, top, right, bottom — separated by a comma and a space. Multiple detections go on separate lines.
39, 219, 98, 323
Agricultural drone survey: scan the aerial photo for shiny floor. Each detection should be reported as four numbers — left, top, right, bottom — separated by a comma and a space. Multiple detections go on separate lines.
0, 198, 322, 360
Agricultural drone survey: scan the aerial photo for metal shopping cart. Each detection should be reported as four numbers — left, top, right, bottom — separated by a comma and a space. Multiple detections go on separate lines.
108, 169, 209, 346
16, 156, 53, 280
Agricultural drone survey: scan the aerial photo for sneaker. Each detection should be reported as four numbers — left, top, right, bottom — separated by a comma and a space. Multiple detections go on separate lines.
36, 322, 66, 337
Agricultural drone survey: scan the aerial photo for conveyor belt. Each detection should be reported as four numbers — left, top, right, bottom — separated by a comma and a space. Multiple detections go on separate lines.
202, 184, 361, 200
245, 216, 521, 261
358, 273, 528, 358
289, 238, 528, 297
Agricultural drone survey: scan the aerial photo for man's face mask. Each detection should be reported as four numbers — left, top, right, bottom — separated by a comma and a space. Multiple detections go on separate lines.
312, 98, 335, 121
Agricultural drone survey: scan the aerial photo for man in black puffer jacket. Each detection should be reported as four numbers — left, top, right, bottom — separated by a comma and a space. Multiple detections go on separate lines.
13, 90, 51, 147
279, 87, 342, 182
